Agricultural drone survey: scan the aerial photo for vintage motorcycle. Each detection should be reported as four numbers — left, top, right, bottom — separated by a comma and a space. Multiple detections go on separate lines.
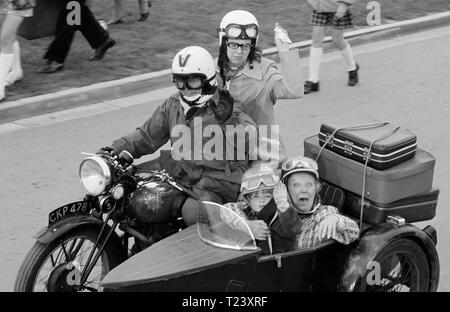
14, 150, 196, 292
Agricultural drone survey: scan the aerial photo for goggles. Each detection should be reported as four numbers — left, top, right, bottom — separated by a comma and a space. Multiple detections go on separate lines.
227, 42, 252, 51
240, 172, 279, 194
282, 156, 319, 180
173, 74, 211, 90
218, 24, 258, 40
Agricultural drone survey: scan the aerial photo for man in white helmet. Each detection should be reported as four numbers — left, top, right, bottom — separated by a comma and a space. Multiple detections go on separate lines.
107, 46, 262, 225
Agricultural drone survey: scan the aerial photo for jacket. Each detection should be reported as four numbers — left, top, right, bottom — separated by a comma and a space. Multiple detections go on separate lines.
217, 50, 303, 127
307, 0, 355, 13
223, 199, 302, 254
112, 90, 257, 186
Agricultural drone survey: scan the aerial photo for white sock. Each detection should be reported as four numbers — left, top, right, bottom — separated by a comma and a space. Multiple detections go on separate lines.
0, 53, 15, 99
8, 41, 23, 78
340, 43, 357, 71
308, 47, 323, 83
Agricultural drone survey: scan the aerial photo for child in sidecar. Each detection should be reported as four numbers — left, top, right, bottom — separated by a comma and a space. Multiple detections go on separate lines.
280, 156, 360, 249
221, 164, 302, 254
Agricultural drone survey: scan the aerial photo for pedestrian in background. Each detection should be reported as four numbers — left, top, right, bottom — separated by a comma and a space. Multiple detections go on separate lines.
108, 0, 151, 25
38, 0, 116, 73
0, 0, 35, 101
304, 0, 359, 94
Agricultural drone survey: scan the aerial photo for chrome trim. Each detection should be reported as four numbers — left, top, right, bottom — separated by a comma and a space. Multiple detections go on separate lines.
386, 215, 406, 226
319, 132, 417, 159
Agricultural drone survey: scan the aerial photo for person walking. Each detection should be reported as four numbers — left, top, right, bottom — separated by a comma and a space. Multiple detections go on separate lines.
37, 0, 116, 73
108, 0, 152, 25
304, 0, 360, 94
0, 0, 35, 101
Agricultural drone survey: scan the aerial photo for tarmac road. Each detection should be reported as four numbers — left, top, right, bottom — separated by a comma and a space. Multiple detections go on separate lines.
0, 26, 449, 292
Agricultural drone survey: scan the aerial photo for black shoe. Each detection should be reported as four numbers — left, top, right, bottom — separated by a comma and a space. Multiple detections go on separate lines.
138, 12, 149, 21
37, 60, 64, 73
107, 18, 124, 25
304, 80, 319, 94
348, 63, 359, 86
90, 38, 116, 61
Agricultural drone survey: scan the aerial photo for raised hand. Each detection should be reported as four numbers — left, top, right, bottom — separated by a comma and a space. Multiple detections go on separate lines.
273, 182, 289, 212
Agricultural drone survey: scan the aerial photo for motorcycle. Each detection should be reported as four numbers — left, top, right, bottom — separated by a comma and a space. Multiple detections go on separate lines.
14, 150, 198, 292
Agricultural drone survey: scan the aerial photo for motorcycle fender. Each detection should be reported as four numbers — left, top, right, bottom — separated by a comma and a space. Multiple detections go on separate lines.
340, 223, 439, 292
34, 215, 104, 244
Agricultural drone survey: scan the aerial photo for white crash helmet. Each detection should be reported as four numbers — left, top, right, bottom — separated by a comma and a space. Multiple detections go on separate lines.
218, 10, 259, 45
171, 46, 217, 106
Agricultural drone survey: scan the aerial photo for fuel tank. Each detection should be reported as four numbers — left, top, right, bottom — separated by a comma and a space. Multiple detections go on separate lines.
129, 180, 187, 223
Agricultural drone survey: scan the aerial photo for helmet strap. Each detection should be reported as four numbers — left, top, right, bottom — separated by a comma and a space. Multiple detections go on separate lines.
202, 74, 218, 95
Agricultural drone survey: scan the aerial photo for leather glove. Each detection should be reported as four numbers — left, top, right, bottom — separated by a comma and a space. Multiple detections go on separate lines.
97, 146, 114, 155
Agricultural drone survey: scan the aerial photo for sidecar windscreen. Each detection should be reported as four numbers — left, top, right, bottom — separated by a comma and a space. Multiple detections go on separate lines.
198, 201, 257, 251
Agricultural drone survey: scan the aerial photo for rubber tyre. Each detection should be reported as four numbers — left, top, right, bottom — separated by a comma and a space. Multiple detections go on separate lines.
14, 226, 123, 292
360, 239, 430, 292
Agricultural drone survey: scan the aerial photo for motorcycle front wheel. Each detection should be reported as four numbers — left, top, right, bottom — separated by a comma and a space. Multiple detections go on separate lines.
14, 227, 123, 292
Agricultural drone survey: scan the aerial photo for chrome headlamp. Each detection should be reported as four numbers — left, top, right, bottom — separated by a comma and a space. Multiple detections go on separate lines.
79, 155, 112, 196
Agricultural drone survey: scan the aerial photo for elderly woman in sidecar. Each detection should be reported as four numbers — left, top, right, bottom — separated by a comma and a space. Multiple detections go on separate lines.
280, 156, 360, 248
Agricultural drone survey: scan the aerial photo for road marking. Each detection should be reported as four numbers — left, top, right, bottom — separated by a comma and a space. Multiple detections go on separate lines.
1, 26, 449, 136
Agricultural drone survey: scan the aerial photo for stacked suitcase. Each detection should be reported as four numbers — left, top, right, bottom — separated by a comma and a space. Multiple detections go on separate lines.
304, 122, 438, 225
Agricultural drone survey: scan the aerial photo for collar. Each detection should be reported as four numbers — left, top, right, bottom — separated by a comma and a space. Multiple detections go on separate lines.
298, 202, 321, 216
215, 58, 263, 81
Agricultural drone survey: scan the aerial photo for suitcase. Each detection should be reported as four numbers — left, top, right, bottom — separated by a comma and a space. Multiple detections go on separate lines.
319, 122, 417, 170
304, 135, 435, 204
343, 188, 439, 225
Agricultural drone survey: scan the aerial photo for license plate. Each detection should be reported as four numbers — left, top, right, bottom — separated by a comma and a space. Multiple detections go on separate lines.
48, 201, 92, 226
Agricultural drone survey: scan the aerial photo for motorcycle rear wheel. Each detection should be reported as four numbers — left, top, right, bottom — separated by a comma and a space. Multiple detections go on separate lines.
14, 227, 123, 292
362, 239, 430, 292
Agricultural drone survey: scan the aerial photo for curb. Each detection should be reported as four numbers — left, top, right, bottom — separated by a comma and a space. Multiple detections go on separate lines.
1, 11, 450, 124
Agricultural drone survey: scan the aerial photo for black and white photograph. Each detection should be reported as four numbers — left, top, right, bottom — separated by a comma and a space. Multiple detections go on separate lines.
0, 0, 449, 299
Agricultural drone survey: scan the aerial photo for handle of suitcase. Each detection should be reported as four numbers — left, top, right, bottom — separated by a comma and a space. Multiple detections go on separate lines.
315, 122, 401, 232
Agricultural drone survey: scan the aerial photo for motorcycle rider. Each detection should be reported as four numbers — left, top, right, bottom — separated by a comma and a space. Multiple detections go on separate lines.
103, 46, 269, 225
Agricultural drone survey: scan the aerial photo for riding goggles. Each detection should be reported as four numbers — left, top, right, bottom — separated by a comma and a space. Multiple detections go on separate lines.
173, 74, 211, 90
240, 172, 279, 193
219, 23, 258, 40
281, 156, 319, 180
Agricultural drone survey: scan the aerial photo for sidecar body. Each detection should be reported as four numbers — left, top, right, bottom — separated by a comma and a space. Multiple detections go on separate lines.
100, 195, 439, 292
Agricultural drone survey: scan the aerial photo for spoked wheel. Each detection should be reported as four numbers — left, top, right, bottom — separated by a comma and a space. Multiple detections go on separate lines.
14, 227, 123, 292
364, 239, 430, 292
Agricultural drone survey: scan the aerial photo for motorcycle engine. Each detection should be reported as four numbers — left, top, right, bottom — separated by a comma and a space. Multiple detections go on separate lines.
129, 180, 187, 223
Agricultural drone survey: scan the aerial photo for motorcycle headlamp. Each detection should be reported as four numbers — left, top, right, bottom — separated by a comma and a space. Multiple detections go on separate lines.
79, 156, 112, 196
